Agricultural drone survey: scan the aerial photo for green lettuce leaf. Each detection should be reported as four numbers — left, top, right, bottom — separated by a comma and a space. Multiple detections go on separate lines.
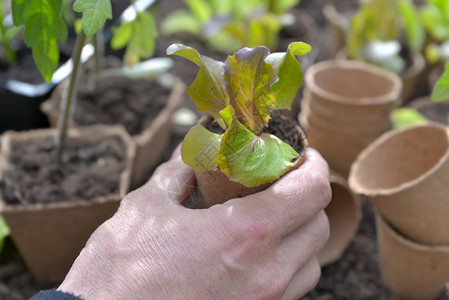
224, 46, 278, 133
73, 0, 112, 37
167, 44, 230, 120
266, 42, 311, 109
432, 62, 449, 102
392, 108, 428, 129
181, 124, 222, 172
216, 106, 299, 187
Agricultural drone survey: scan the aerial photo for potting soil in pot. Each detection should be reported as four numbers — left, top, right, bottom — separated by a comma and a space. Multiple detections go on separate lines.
71, 76, 170, 136
1, 136, 126, 205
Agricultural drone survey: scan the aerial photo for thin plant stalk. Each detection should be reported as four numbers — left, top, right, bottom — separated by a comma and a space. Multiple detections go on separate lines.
56, 31, 87, 162
90, 30, 105, 92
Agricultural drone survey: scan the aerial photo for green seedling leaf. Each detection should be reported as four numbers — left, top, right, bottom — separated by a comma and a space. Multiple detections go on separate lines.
11, 0, 68, 81
398, 0, 424, 52
161, 10, 202, 36
392, 108, 428, 129
216, 106, 299, 187
167, 44, 229, 120
224, 46, 277, 133
112, 11, 158, 66
185, 0, 213, 22
266, 42, 311, 109
0, 216, 9, 254
73, 0, 112, 37
181, 124, 222, 172
432, 62, 449, 102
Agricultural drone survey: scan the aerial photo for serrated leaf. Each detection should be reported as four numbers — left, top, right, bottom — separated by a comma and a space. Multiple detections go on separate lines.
11, 0, 68, 81
432, 62, 449, 102
216, 106, 299, 187
392, 108, 428, 129
224, 46, 277, 133
266, 42, 311, 109
167, 44, 229, 120
181, 124, 222, 172
398, 0, 424, 52
73, 0, 112, 37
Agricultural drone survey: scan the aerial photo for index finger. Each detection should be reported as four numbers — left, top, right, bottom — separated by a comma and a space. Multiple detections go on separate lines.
225, 147, 331, 238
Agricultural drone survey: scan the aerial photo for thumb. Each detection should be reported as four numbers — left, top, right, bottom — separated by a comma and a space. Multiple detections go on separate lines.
125, 145, 196, 208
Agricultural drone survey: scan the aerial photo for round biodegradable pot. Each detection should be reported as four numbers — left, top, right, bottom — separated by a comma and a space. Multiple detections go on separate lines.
194, 116, 308, 208
335, 49, 425, 105
318, 171, 361, 267
323, 4, 349, 57
305, 60, 401, 112
376, 212, 449, 300
407, 96, 449, 126
349, 123, 449, 245
301, 97, 391, 138
299, 60, 400, 177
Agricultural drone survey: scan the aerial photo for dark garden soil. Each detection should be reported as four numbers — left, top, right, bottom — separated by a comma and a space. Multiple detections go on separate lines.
1, 135, 126, 205
49, 59, 171, 137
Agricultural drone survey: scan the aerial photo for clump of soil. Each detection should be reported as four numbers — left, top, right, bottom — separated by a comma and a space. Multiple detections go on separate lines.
71, 73, 170, 136
1, 136, 126, 205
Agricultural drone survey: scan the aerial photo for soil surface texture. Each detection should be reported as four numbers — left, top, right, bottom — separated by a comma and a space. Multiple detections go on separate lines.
1, 135, 126, 205
51, 60, 170, 137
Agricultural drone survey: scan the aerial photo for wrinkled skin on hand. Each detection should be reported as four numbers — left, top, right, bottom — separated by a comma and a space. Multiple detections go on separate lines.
58, 147, 331, 300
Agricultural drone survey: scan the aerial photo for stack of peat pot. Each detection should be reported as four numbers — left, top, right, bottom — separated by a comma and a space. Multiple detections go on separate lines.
349, 123, 449, 300
299, 60, 402, 178
298, 59, 402, 265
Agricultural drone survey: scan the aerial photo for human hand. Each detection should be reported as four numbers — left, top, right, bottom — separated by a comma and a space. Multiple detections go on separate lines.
58, 147, 331, 300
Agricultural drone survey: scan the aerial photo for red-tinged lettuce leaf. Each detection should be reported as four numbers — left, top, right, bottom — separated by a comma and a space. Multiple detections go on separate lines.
181, 124, 222, 172
224, 46, 278, 133
265, 42, 311, 109
216, 106, 299, 187
167, 44, 229, 120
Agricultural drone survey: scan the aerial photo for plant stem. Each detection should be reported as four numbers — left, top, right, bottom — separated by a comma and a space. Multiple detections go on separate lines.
56, 31, 86, 163
92, 30, 104, 91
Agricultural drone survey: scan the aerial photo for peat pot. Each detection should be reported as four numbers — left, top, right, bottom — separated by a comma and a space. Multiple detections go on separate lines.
0, 125, 135, 282
376, 212, 449, 300
194, 115, 308, 208
349, 123, 449, 246
317, 170, 361, 267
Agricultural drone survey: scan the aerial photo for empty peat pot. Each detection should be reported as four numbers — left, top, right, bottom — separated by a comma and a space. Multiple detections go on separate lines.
349, 123, 449, 245
317, 170, 361, 267
299, 60, 401, 177
376, 212, 449, 300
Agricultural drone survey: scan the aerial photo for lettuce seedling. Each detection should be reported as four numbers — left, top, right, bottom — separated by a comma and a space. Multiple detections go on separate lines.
421, 0, 449, 64
162, 0, 300, 53
432, 61, 449, 102
167, 42, 310, 187
347, 0, 424, 74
